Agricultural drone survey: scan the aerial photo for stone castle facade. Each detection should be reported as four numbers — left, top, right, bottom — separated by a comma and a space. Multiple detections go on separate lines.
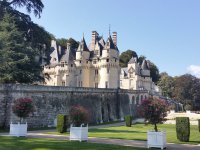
43, 31, 160, 94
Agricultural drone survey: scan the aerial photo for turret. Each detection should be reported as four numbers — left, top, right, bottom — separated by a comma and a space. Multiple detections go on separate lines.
141, 60, 150, 77
50, 40, 59, 64
76, 36, 90, 60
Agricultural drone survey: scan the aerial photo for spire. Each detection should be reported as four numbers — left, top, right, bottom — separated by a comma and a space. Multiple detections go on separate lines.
77, 35, 89, 51
104, 35, 116, 50
109, 24, 111, 36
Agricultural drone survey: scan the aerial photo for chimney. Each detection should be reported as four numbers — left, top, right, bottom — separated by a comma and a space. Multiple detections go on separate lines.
112, 32, 117, 46
91, 31, 99, 50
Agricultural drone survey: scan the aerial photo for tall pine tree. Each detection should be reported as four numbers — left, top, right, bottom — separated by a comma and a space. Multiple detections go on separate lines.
0, 12, 43, 83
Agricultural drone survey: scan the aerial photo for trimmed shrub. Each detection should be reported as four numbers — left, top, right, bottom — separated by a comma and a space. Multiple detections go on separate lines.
124, 115, 132, 127
198, 119, 200, 132
57, 114, 68, 133
176, 117, 190, 142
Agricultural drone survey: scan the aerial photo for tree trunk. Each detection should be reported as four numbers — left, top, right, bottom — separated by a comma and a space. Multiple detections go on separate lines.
154, 123, 158, 132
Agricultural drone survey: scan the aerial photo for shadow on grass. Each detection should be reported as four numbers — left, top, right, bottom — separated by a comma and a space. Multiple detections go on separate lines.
0, 136, 148, 150
89, 128, 147, 134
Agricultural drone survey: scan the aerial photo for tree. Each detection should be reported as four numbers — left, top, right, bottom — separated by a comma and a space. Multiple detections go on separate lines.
0, 0, 44, 18
119, 50, 138, 67
69, 105, 89, 127
172, 74, 200, 110
0, 12, 43, 83
138, 97, 168, 132
12, 98, 34, 123
158, 72, 174, 97
57, 38, 79, 50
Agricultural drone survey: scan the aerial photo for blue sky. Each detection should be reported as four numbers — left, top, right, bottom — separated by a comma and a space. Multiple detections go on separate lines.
25, 0, 200, 77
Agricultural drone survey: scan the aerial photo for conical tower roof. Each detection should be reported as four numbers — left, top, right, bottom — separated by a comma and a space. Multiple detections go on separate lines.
141, 60, 149, 70
77, 36, 89, 51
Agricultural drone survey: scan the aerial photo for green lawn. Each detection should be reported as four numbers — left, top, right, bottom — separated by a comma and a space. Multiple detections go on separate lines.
0, 136, 150, 150
48, 124, 200, 145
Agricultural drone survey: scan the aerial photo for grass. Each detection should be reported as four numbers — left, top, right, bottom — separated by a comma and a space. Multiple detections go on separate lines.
47, 124, 200, 145
0, 136, 151, 150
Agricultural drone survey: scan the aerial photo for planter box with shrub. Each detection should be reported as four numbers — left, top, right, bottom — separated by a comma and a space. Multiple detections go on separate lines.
9, 122, 27, 137
70, 124, 88, 141
147, 131, 166, 149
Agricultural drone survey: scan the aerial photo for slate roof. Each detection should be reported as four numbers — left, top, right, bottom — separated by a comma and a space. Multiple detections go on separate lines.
77, 36, 89, 51
128, 57, 137, 64
141, 60, 149, 70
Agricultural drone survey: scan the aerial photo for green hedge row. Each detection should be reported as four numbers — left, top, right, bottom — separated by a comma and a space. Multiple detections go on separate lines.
124, 115, 133, 127
176, 117, 190, 142
57, 114, 68, 133
198, 119, 200, 132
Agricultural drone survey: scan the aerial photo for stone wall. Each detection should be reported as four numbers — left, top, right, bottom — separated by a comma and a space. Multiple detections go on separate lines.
0, 84, 148, 128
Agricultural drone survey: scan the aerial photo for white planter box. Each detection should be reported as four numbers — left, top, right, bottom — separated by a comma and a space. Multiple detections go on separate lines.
147, 131, 166, 149
10, 122, 27, 137
70, 124, 88, 142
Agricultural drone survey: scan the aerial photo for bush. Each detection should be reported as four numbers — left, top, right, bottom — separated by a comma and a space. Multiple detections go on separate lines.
176, 117, 190, 142
12, 98, 34, 123
138, 97, 168, 132
124, 115, 132, 127
198, 119, 200, 132
57, 114, 68, 133
69, 105, 89, 127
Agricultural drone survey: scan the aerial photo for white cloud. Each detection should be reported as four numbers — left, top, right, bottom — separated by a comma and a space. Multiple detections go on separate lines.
187, 65, 200, 78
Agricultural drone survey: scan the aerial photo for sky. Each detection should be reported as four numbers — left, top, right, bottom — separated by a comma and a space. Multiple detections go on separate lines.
23, 0, 200, 78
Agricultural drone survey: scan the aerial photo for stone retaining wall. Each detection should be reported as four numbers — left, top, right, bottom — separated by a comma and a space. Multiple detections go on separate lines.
0, 84, 148, 128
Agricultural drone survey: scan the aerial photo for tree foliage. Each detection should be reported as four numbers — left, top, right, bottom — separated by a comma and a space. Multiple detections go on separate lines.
119, 50, 160, 83
138, 97, 168, 132
0, 0, 44, 18
119, 50, 138, 67
172, 74, 200, 110
0, 12, 43, 83
57, 38, 79, 50
12, 98, 34, 123
158, 72, 174, 97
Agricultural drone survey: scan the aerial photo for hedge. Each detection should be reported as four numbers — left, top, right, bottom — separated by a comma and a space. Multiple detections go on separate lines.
198, 119, 200, 132
176, 117, 190, 142
57, 114, 68, 133
124, 115, 133, 127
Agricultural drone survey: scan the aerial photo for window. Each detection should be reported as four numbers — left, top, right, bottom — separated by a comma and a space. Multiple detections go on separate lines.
95, 83, 98, 88
105, 81, 108, 88
93, 60, 96, 64
80, 70, 82, 74
115, 59, 117, 62
62, 81, 65, 86
106, 59, 109, 62
107, 68, 109, 74
78, 81, 82, 87
61, 62, 64, 67
95, 69, 98, 75
80, 60, 82, 63
107, 49, 109, 53
71, 64, 73, 67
